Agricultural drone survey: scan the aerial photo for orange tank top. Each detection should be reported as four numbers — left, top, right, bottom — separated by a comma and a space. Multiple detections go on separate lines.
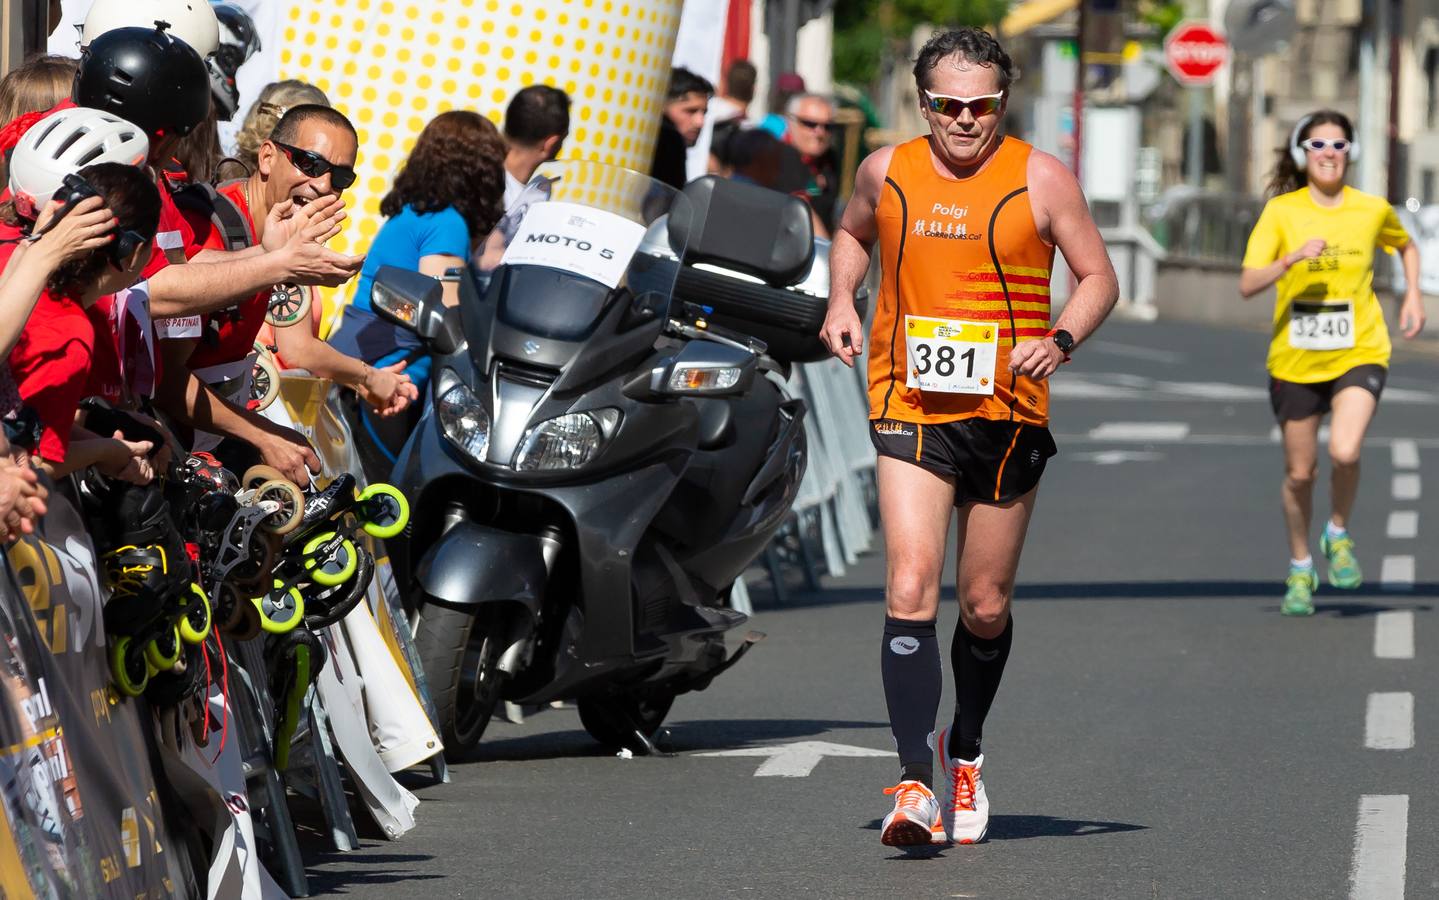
867, 135, 1055, 426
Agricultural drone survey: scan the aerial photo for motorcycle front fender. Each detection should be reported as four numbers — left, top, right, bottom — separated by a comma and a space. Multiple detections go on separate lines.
413, 522, 547, 617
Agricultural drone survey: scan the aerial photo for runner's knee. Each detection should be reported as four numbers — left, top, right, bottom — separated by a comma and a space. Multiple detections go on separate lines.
1285, 463, 1317, 487
959, 582, 1011, 634
1328, 442, 1361, 468
886, 571, 940, 618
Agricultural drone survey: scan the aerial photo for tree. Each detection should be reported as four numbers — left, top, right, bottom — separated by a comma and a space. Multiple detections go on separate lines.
833, 0, 1013, 90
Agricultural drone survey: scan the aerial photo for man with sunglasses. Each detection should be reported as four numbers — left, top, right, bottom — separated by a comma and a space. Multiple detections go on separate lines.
777, 93, 840, 235
819, 27, 1118, 848
156, 104, 416, 467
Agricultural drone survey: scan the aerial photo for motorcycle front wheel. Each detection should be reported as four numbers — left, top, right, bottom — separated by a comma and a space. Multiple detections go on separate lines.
577, 692, 676, 753
414, 602, 508, 760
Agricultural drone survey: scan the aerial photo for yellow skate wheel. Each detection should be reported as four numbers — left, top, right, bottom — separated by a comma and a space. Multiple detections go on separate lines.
255, 581, 305, 634
178, 584, 212, 644
304, 532, 357, 587
242, 464, 286, 491
357, 483, 410, 539
144, 626, 183, 671
109, 635, 149, 697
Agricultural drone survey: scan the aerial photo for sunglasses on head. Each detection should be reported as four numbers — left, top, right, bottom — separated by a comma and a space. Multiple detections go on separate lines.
792, 116, 833, 132
923, 90, 1005, 119
273, 141, 357, 190
1301, 138, 1352, 154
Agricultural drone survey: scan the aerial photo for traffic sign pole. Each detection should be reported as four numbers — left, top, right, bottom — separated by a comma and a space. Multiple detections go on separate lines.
1187, 88, 1204, 187
1164, 21, 1230, 188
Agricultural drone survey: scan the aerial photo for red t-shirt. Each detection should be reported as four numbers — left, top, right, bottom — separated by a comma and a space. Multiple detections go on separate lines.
7, 290, 96, 462
86, 291, 158, 403
177, 180, 266, 369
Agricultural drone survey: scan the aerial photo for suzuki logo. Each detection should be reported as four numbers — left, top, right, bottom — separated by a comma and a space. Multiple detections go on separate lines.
523, 340, 540, 356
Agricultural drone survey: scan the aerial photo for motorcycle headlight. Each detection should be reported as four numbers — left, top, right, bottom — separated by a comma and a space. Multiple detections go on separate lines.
436, 380, 491, 463
514, 409, 620, 472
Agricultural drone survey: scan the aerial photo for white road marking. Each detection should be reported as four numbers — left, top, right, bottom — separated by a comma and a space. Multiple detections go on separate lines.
1348, 794, 1408, 900
1386, 511, 1418, 540
1380, 556, 1415, 592
694, 740, 892, 777
1085, 341, 1184, 364
1374, 611, 1415, 659
1052, 374, 1438, 404
1068, 450, 1165, 465
1364, 693, 1414, 750
1087, 422, 1190, 442
1391, 439, 1420, 469
1392, 474, 1421, 501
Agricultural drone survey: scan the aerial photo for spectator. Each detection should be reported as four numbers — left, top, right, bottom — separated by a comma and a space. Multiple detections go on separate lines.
759, 71, 806, 138
502, 85, 569, 211
775, 93, 840, 234
650, 67, 712, 190
0, 55, 77, 186
232, 79, 329, 173
330, 110, 507, 418
725, 129, 784, 189
711, 59, 756, 125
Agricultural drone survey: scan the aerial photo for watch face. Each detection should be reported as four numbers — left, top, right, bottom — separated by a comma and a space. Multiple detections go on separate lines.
1054, 330, 1074, 353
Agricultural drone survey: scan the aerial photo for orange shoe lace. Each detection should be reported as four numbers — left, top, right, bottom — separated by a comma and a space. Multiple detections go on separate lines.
884, 781, 931, 812
948, 764, 978, 812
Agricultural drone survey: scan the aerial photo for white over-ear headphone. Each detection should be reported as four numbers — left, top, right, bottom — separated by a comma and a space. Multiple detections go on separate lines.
1290, 113, 1361, 168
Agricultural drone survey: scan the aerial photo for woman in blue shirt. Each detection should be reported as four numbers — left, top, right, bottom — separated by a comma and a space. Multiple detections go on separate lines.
331, 110, 506, 458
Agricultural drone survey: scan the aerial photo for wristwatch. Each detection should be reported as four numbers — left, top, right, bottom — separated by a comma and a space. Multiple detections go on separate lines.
1048, 328, 1075, 355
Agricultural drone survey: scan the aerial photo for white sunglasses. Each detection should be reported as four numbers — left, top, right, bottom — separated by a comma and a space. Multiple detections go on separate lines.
1301, 138, 1352, 153
922, 90, 1005, 118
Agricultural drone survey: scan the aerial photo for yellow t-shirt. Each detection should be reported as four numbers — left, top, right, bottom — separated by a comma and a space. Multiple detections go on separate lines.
1242, 186, 1410, 383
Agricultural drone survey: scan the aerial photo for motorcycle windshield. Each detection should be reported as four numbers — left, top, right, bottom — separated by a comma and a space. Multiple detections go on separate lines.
479, 160, 689, 342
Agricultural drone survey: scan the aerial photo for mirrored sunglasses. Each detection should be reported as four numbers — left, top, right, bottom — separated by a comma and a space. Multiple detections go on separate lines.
274, 141, 357, 190
923, 90, 1005, 119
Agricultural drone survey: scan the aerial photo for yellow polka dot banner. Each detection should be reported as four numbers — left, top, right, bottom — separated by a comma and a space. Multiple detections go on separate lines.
272, 0, 685, 312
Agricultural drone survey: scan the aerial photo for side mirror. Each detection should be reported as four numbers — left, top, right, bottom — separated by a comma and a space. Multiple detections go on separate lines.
372, 265, 461, 354
648, 340, 757, 397
372, 265, 445, 338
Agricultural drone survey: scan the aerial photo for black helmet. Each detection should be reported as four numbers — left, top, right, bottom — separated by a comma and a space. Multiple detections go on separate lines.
74, 25, 210, 140
208, 3, 260, 121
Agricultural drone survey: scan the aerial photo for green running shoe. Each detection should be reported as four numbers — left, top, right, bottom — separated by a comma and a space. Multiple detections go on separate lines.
1321, 532, 1363, 589
1282, 566, 1318, 616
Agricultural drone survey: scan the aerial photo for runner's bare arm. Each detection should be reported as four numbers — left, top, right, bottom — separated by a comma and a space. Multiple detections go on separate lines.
822, 147, 893, 366
1398, 240, 1426, 338
1009, 151, 1118, 379
1239, 238, 1325, 298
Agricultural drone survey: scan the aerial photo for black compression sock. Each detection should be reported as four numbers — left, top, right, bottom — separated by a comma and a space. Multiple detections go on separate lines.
881, 615, 940, 788
949, 615, 1014, 761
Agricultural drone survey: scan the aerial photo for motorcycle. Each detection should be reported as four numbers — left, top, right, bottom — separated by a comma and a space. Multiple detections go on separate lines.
367, 162, 841, 758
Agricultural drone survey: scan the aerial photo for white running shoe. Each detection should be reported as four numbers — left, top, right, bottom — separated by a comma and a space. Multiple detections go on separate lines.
939, 728, 990, 844
880, 780, 947, 846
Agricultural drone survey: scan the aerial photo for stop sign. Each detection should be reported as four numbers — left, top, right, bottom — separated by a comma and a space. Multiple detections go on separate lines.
1164, 21, 1230, 85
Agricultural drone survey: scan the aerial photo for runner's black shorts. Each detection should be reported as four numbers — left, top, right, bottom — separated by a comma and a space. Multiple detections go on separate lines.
870, 417, 1057, 505
1268, 364, 1386, 422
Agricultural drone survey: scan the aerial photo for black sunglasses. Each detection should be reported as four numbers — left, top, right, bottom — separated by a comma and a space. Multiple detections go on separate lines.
791, 116, 833, 132
273, 141, 357, 190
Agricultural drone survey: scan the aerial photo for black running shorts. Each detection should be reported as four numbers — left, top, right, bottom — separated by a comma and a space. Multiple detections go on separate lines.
870, 417, 1057, 506
1268, 364, 1387, 422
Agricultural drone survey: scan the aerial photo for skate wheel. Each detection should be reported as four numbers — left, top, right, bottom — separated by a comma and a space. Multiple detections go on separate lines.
241, 464, 286, 491
178, 584, 212, 644
250, 344, 280, 412
357, 483, 410, 539
256, 479, 305, 534
304, 532, 358, 587
216, 582, 247, 630
265, 283, 311, 327
232, 598, 263, 641
255, 581, 305, 634
144, 626, 183, 671
109, 635, 149, 697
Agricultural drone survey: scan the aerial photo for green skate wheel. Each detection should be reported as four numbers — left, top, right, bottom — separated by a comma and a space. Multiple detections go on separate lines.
109, 635, 149, 697
178, 584, 212, 644
304, 532, 357, 587
144, 626, 183, 672
357, 484, 410, 539
255, 581, 305, 634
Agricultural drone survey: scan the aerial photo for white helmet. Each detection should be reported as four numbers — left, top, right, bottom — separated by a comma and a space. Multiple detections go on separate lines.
81, 0, 220, 58
8, 107, 150, 219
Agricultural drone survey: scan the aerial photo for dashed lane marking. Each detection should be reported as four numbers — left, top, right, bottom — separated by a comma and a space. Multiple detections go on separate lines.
1086, 422, 1190, 442
1348, 794, 1409, 900
1386, 511, 1418, 540
1374, 611, 1415, 660
1380, 556, 1416, 592
1392, 474, 1421, 501
1364, 693, 1414, 750
1391, 439, 1420, 469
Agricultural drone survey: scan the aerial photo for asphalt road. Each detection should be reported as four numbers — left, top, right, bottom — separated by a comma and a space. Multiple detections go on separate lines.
300, 319, 1439, 899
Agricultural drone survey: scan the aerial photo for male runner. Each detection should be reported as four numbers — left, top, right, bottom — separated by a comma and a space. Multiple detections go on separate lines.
820, 28, 1118, 846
